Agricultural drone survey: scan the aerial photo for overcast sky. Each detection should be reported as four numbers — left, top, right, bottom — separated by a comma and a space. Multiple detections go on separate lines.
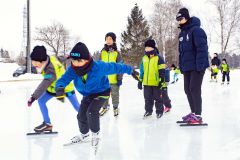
0, 0, 216, 57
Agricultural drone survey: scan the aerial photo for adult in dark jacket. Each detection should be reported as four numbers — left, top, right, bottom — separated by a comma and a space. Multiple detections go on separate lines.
210, 53, 220, 81
211, 53, 220, 66
176, 8, 209, 124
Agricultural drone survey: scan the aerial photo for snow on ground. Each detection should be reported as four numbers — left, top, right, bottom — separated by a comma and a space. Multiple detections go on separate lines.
0, 63, 42, 81
0, 62, 240, 160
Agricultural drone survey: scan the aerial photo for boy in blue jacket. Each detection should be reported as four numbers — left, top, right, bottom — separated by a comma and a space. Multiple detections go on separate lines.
55, 42, 138, 147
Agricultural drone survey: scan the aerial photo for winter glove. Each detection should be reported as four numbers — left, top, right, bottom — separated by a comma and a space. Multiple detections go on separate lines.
117, 80, 122, 87
138, 81, 142, 90
131, 69, 140, 81
56, 87, 65, 103
27, 96, 35, 107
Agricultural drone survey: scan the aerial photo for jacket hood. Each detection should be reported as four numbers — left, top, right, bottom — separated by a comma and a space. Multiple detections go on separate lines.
180, 16, 201, 30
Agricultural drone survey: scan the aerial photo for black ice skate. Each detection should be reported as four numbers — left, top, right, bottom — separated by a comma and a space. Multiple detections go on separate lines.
34, 122, 53, 133
156, 112, 163, 119
143, 112, 152, 119
113, 108, 119, 117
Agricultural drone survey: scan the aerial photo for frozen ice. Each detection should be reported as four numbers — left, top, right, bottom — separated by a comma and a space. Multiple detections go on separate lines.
0, 63, 240, 160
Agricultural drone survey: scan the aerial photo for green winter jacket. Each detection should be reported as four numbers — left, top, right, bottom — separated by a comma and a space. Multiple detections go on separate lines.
140, 55, 166, 86
221, 63, 229, 72
100, 50, 123, 84
32, 56, 74, 99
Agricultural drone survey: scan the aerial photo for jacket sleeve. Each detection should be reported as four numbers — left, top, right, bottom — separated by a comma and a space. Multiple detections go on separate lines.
32, 63, 56, 99
217, 59, 220, 67
96, 51, 102, 61
158, 55, 166, 81
100, 61, 133, 76
227, 64, 230, 72
55, 67, 77, 89
116, 51, 124, 81
192, 28, 209, 71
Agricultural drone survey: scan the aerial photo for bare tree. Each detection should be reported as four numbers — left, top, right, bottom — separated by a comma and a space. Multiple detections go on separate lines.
35, 22, 70, 56
150, 0, 182, 66
210, 0, 240, 54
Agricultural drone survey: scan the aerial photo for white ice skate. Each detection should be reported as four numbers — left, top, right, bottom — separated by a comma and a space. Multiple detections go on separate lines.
63, 133, 90, 146
92, 132, 100, 154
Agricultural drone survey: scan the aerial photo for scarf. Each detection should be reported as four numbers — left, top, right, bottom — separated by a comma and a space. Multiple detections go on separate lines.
104, 43, 117, 52
71, 58, 93, 77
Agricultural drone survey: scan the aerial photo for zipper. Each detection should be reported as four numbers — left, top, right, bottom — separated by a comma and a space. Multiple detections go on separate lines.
146, 57, 151, 85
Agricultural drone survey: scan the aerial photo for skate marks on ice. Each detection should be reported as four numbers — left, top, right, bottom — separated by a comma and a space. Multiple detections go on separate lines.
63, 139, 90, 147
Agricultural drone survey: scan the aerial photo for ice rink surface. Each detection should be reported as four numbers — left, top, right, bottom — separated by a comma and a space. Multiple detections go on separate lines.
0, 69, 240, 160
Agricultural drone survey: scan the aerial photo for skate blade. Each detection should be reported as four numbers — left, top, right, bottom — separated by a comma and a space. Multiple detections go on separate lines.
99, 111, 108, 117
26, 131, 58, 136
176, 121, 187, 124
179, 123, 208, 127
63, 140, 90, 146
143, 115, 152, 120
93, 145, 98, 155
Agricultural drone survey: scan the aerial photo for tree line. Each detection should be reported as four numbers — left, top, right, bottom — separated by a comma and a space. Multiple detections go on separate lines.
11, 0, 240, 68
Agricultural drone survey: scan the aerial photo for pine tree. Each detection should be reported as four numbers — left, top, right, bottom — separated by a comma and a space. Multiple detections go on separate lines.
120, 4, 150, 66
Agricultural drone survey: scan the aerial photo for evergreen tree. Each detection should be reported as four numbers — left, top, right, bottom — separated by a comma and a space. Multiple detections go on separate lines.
120, 4, 150, 66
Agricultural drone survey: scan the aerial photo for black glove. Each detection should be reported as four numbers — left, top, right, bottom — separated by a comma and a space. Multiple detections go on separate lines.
56, 87, 65, 102
132, 69, 140, 81
27, 96, 35, 107
117, 80, 122, 87
138, 81, 142, 90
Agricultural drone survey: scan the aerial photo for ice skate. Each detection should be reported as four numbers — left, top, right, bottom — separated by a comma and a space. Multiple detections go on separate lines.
182, 113, 195, 122
113, 108, 119, 117
63, 133, 90, 146
92, 132, 100, 154
179, 115, 208, 126
99, 106, 109, 116
34, 122, 53, 133
156, 112, 163, 119
164, 107, 171, 113
143, 112, 152, 119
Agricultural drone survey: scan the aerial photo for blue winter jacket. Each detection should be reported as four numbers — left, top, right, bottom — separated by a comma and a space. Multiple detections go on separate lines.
55, 61, 133, 97
178, 16, 209, 72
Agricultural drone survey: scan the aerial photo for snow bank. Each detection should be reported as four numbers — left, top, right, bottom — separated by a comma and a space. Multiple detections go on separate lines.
0, 63, 42, 82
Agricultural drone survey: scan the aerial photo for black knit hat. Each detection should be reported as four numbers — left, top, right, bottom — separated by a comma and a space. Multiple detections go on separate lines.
105, 32, 116, 42
176, 8, 190, 21
30, 46, 47, 62
70, 42, 91, 60
171, 64, 176, 68
144, 39, 156, 49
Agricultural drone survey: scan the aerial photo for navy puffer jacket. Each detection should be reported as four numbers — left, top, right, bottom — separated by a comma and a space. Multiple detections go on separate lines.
178, 17, 209, 72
